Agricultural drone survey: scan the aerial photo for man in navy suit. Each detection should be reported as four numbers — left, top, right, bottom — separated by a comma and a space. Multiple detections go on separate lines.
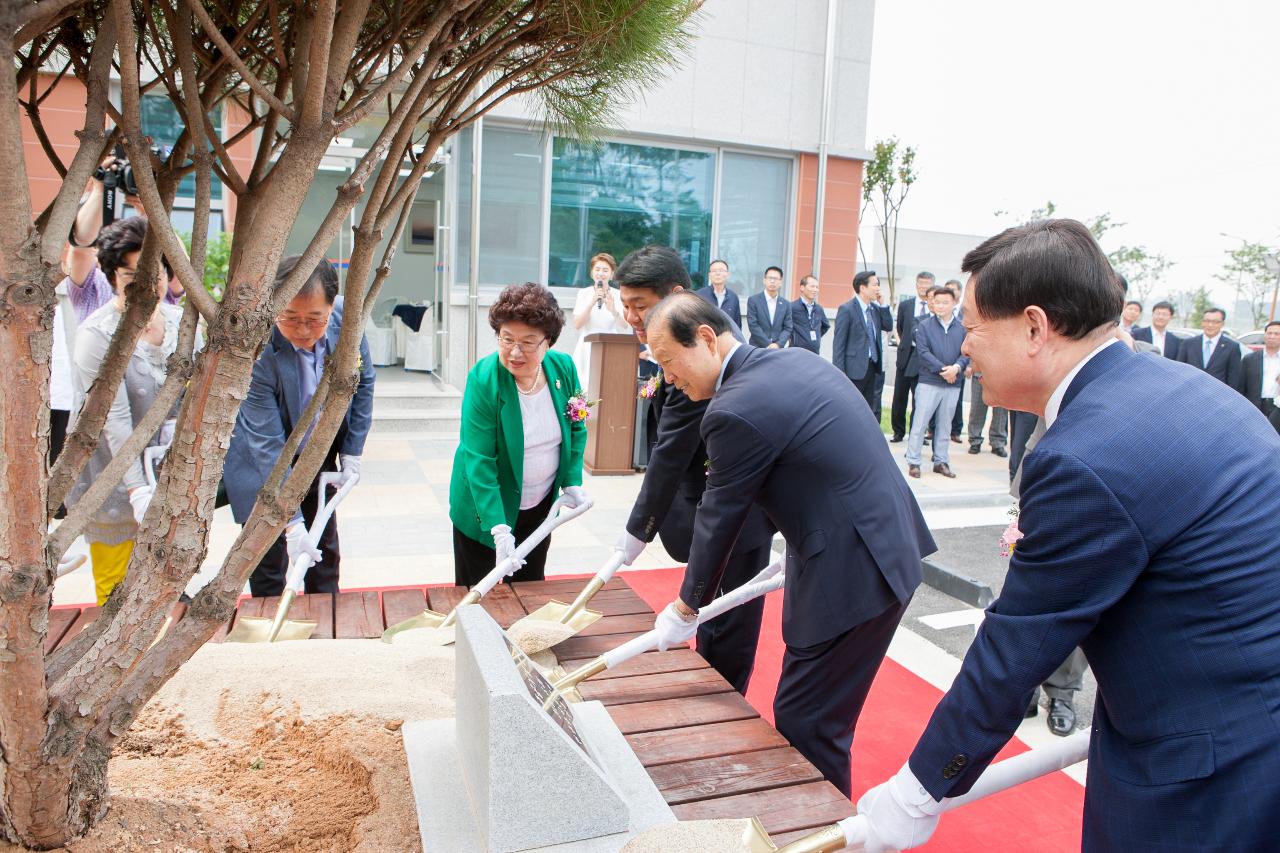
694, 258, 741, 324
833, 270, 894, 418
789, 274, 830, 352
853, 219, 1280, 852
890, 272, 937, 441
1176, 306, 1242, 390
745, 266, 793, 349
1240, 320, 1280, 429
613, 246, 774, 694
225, 256, 376, 596
1130, 300, 1182, 359
643, 292, 934, 796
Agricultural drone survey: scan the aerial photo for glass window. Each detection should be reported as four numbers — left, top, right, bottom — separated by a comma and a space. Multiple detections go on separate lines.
139, 95, 224, 201
717, 152, 791, 299
548, 139, 714, 288
454, 126, 544, 285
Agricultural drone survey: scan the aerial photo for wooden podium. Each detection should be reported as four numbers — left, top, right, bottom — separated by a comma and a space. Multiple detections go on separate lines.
582, 332, 640, 475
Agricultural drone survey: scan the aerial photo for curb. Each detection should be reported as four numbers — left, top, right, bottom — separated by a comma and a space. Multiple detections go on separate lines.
921, 557, 994, 608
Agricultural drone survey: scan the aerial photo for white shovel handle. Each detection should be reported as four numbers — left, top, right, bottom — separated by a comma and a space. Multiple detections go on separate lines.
600, 571, 786, 670
283, 472, 360, 594
471, 495, 592, 598
831, 732, 1091, 851
144, 444, 169, 487
593, 549, 626, 585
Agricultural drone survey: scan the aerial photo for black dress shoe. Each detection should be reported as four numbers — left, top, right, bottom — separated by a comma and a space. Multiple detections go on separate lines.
908, 464, 921, 479
890, 435, 904, 443
950, 434, 963, 444
933, 463, 956, 478
1024, 698, 1039, 718
1047, 698, 1076, 736
967, 445, 981, 455
991, 446, 1008, 458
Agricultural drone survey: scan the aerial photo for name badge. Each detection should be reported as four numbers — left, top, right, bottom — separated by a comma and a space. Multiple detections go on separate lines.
810, 330, 817, 341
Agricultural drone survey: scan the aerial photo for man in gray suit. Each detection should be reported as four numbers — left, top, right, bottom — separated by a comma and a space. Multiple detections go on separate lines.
224, 257, 376, 596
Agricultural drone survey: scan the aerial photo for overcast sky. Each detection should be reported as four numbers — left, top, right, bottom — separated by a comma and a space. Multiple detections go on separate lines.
863, 0, 1279, 314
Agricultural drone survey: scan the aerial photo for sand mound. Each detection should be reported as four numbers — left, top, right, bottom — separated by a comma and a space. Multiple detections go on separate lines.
506, 618, 577, 655
620, 818, 765, 852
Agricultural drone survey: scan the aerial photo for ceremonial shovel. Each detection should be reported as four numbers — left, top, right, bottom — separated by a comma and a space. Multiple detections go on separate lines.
721, 730, 1092, 852
545, 558, 785, 708
506, 549, 627, 653
381, 495, 593, 642
226, 471, 360, 643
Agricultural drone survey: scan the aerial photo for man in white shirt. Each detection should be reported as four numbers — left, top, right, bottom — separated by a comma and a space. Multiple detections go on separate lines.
694, 258, 741, 322
1132, 300, 1182, 359
788, 274, 830, 353
745, 265, 793, 349
1241, 321, 1280, 429
1119, 299, 1142, 334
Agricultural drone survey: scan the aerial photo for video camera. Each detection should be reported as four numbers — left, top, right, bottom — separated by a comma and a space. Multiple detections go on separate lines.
94, 143, 173, 226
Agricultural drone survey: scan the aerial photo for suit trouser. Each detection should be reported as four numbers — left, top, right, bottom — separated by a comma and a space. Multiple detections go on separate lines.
1271, 405, 1280, 435
249, 468, 341, 597
889, 369, 917, 438
1042, 647, 1088, 702
966, 375, 1008, 450
851, 365, 887, 423
906, 383, 960, 465
775, 599, 908, 798
951, 375, 965, 437
695, 543, 770, 694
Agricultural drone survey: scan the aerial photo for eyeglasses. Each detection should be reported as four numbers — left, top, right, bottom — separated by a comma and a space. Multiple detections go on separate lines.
277, 313, 331, 330
116, 267, 138, 283
497, 334, 547, 353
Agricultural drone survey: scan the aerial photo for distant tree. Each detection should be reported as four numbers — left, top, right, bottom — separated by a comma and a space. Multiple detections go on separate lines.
1215, 239, 1278, 329
863, 137, 917, 305
1185, 286, 1215, 327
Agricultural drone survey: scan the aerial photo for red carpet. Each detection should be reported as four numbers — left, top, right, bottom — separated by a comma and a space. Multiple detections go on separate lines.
616, 567, 1085, 852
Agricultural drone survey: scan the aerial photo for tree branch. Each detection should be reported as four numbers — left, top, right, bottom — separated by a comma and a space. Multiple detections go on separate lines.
184, 0, 296, 121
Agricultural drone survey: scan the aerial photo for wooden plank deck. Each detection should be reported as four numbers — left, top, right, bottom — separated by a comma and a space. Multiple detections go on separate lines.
50, 575, 853, 840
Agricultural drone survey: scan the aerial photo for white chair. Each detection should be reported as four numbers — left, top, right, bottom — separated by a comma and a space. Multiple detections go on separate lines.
404, 301, 436, 372
365, 296, 397, 366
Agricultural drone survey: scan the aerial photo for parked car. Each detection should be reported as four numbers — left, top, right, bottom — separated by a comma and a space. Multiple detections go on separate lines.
1237, 330, 1266, 352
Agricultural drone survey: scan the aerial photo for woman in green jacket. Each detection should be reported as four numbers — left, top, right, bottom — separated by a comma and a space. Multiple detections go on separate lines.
450, 283, 589, 586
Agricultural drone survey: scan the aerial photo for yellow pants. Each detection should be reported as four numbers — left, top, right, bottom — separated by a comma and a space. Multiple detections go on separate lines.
89, 540, 133, 606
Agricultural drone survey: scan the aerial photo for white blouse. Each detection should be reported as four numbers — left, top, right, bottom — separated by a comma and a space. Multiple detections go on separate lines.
518, 384, 562, 510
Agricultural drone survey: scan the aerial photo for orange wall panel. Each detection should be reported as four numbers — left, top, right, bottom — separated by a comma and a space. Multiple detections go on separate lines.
20, 74, 90, 217
791, 154, 864, 309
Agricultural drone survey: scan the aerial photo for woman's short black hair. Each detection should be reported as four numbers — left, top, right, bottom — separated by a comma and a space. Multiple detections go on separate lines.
489, 282, 565, 345
614, 245, 692, 296
961, 219, 1124, 340
95, 216, 172, 285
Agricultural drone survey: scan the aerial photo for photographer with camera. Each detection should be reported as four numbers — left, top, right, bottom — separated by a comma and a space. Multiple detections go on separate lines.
570, 252, 630, 391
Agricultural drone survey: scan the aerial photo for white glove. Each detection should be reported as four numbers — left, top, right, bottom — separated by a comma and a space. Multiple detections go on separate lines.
128, 485, 154, 525
856, 763, 942, 853
339, 453, 362, 478
653, 601, 698, 651
284, 521, 322, 566
158, 419, 177, 447
614, 530, 647, 566
491, 523, 517, 568
560, 485, 590, 509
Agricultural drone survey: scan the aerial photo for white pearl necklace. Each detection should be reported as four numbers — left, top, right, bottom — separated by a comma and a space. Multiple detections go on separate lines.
515, 365, 544, 396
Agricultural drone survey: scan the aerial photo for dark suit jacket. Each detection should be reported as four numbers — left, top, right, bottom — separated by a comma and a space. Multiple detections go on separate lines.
627, 323, 772, 562
224, 298, 376, 523
832, 298, 893, 382
745, 291, 793, 348
694, 286, 741, 325
896, 295, 926, 376
682, 346, 933, 647
909, 342, 1280, 849
788, 299, 830, 352
1176, 333, 1242, 389
1130, 325, 1182, 360
1240, 348, 1277, 413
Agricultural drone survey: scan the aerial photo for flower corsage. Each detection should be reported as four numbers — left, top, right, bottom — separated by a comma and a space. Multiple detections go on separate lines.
638, 374, 661, 400
998, 505, 1023, 557
564, 390, 597, 424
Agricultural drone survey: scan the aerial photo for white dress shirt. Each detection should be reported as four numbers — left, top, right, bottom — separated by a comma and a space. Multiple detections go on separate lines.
765, 294, 778, 324
716, 342, 742, 392
1262, 351, 1280, 401
518, 383, 562, 509
1151, 327, 1168, 356
1045, 338, 1122, 428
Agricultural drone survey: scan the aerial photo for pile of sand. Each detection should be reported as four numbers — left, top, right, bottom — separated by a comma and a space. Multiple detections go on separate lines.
18, 639, 462, 853
506, 618, 578, 655
620, 818, 767, 852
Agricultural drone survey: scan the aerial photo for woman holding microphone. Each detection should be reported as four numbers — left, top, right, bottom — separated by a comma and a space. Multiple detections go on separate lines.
570, 252, 631, 391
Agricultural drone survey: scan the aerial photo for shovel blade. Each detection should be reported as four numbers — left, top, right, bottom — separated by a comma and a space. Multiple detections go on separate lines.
381, 609, 449, 643
226, 616, 317, 644
520, 600, 603, 634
